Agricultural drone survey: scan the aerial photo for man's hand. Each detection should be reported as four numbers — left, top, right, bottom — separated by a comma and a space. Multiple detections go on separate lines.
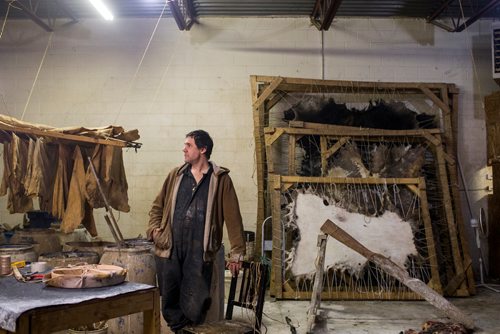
151, 228, 162, 241
226, 260, 242, 277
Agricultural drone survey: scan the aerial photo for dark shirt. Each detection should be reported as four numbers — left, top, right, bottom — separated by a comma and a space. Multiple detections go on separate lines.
172, 164, 213, 256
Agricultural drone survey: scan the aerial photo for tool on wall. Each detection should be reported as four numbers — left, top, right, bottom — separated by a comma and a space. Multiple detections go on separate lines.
87, 157, 126, 248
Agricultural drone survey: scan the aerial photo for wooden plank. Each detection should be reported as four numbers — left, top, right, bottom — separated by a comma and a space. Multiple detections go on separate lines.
436, 86, 454, 160
321, 219, 474, 329
270, 174, 283, 298
307, 234, 328, 333
280, 175, 420, 186
143, 288, 160, 334
422, 133, 455, 165
252, 77, 283, 110
254, 75, 449, 91
489, 164, 500, 279
265, 125, 442, 138
449, 162, 476, 295
265, 128, 285, 146
320, 136, 328, 175
418, 85, 450, 115
324, 137, 350, 160
434, 146, 468, 296
418, 178, 443, 293
289, 120, 442, 134
0, 123, 128, 147
251, 75, 267, 257
282, 290, 423, 300
266, 93, 284, 111
288, 134, 296, 175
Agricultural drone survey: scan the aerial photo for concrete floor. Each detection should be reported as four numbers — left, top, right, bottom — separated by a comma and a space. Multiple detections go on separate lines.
252, 286, 500, 334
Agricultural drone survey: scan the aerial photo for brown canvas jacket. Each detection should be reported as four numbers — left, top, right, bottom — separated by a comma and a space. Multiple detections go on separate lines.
147, 162, 245, 262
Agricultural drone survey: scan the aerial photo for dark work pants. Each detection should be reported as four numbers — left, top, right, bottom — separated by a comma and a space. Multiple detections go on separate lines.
155, 226, 213, 331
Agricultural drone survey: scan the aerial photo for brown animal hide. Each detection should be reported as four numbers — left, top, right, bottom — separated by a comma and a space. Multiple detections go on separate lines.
1, 134, 33, 213
328, 143, 369, 178
51, 144, 75, 220
61, 146, 97, 236
85, 145, 130, 212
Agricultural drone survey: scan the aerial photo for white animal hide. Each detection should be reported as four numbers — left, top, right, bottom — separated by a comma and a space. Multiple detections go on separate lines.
290, 192, 418, 277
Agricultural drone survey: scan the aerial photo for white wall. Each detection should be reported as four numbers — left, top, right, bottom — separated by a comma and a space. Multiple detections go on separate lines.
0, 17, 497, 271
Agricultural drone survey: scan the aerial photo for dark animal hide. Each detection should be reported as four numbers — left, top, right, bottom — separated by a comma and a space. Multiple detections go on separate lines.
284, 98, 436, 130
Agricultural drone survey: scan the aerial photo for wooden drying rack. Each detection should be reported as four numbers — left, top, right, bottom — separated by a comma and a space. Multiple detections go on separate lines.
0, 123, 142, 149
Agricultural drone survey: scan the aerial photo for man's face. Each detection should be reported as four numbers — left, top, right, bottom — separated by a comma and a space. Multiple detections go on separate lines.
183, 136, 206, 164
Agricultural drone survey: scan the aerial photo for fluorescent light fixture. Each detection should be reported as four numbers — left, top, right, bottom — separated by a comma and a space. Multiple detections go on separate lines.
89, 0, 114, 21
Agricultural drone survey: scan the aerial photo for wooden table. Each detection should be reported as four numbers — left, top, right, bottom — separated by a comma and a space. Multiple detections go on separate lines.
0, 278, 160, 334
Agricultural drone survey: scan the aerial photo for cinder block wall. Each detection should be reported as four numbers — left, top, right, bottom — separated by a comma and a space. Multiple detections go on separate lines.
0, 18, 497, 268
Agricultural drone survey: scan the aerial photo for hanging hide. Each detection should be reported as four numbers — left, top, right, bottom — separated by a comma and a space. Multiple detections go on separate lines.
24, 138, 59, 212
85, 145, 130, 212
61, 146, 97, 236
52, 144, 75, 220
1, 134, 33, 213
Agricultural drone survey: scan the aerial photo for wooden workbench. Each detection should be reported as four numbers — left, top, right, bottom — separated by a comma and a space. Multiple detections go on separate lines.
0, 277, 160, 334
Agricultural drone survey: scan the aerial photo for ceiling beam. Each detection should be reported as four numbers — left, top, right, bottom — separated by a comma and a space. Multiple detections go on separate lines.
426, 0, 455, 22
53, 0, 78, 23
168, 0, 186, 30
427, 0, 500, 32
168, 0, 196, 31
14, 0, 53, 32
454, 0, 500, 32
310, 0, 344, 31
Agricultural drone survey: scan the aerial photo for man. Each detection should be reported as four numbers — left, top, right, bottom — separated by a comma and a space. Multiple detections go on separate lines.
147, 130, 246, 333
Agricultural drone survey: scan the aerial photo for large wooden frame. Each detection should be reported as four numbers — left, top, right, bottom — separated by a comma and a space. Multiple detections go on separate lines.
266, 126, 472, 298
270, 174, 439, 300
250, 75, 475, 298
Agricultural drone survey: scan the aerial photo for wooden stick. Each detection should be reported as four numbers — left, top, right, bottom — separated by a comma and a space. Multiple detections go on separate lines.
320, 219, 475, 329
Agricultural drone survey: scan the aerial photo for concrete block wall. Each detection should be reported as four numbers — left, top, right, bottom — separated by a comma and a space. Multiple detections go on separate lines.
0, 17, 497, 270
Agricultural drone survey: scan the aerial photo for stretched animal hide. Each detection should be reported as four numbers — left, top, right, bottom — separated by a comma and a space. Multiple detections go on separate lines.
328, 143, 370, 178
284, 98, 436, 130
288, 191, 418, 277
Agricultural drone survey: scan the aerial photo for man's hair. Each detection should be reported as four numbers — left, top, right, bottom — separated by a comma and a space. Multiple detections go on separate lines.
186, 130, 213, 159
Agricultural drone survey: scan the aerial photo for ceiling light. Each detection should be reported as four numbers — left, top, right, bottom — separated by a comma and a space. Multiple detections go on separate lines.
89, 0, 114, 21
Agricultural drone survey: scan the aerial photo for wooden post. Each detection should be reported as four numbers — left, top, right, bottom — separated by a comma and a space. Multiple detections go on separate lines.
417, 178, 443, 293
307, 234, 328, 333
270, 174, 283, 298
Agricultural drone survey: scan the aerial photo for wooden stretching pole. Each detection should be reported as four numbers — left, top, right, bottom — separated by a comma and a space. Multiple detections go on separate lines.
320, 219, 475, 329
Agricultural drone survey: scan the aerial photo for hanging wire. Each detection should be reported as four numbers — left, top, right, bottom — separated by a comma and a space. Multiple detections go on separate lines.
112, 0, 170, 124
0, 0, 13, 40
21, 31, 53, 120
